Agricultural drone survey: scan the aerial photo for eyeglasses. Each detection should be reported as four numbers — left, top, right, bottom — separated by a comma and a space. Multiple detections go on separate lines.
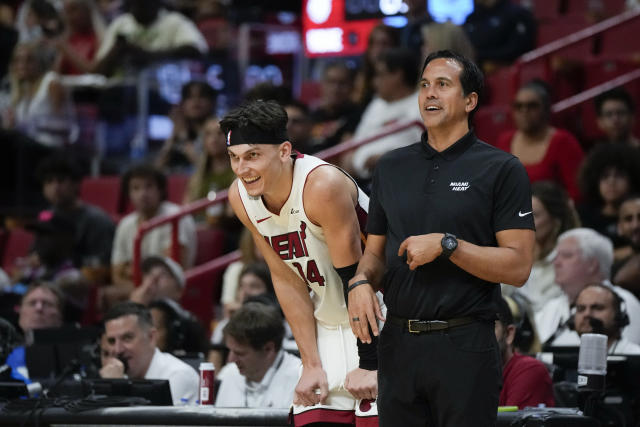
512, 101, 543, 111
600, 109, 630, 119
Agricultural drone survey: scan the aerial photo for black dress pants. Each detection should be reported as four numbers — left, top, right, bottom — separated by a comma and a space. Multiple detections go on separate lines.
378, 319, 501, 427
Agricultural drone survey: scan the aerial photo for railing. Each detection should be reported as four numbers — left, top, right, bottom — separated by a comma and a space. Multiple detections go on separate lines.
511, 8, 640, 100
551, 68, 640, 113
131, 119, 426, 285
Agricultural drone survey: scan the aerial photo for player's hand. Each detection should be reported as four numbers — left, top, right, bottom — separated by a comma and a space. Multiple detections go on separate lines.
347, 279, 383, 343
99, 357, 125, 379
398, 233, 443, 270
129, 277, 156, 305
294, 365, 328, 407
344, 368, 377, 400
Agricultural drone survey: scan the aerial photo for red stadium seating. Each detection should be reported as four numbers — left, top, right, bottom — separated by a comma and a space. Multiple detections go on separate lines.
473, 105, 514, 146
79, 176, 122, 220
1, 228, 34, 273
167, 174, 190, 205
194, 226, 225, 266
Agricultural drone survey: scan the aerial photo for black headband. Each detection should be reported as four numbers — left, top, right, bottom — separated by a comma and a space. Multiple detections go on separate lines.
225, 123, 288, 146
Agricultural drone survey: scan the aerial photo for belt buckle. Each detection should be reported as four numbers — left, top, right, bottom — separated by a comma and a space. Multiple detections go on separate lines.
408, 319, 421, 333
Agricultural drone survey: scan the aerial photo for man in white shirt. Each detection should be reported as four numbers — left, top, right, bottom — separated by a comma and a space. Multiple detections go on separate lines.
536, 228, 640, 347
216, 302, 301, 408
108, 164, 196, 306
100, 302, 200, 405
92, 0, 207, 76
344, 48, 423, 180
573, 284, 640, 354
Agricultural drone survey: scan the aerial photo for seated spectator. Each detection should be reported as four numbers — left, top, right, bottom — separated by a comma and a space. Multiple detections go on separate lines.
284, 100, 314, 154
193, 0, 233, 52
612, 195, 640, 297
537, 228, 640, 347
308, 61, 361, 152
352, 24, 400, 108
92, 0, 207, 76
215, 302, 301, 408
156, 81, 217, 173
54, 0, 105, 75
36, 155, 115, 283
130, 256, 186, 306
496, 296, 554, 409
183, 116, 234, 204
219, 228, 263, 319
14, 214, 87, 319
577, 143, 640, 250
149, 298, 208, 355
496, 80, 584, 200
2, 41, 76, 148
594, 87, 638, 147
400, 0, 432, 52
463, 0, 536, 71
109, 164, 196, 304
100, 301, 199, 405
344, 48, 423, 183
4, 283, 64, 382
573, 283, 640, 354
211, 262, 276, 346
421, 22, 476, 62
504, 182, 580, 313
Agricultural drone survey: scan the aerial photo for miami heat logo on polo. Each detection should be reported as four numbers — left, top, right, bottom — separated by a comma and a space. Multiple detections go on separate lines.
264, 221, 325, 287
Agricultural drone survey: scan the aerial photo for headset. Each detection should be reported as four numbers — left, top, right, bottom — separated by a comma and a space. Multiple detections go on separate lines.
568, 283, 630, 331
149, 299, 188, 352
504, 293, 536, 353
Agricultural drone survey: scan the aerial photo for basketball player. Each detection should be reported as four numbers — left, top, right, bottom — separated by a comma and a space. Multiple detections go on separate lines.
222, 100, 382, 426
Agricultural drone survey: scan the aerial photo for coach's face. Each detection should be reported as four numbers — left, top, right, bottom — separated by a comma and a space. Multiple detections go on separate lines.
419, 57, 476, 131
228, 142, 292, 197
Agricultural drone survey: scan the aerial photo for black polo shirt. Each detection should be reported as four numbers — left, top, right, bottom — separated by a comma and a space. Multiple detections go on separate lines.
367, 130, 535, 320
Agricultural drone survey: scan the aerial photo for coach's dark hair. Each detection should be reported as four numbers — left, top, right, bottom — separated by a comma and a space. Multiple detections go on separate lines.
421, 50, 484, 123
223, 302, 284, 351
595, 87, 635, 116
104, 301, 154, 330
121, 163, 167, 201
219, 100, 289, 140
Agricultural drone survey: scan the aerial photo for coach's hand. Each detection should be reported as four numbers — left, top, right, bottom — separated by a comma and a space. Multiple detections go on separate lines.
345, 368, 377, 400
348, 280, 383, 343
398, 233, 444, 270
294, 365, 328, 407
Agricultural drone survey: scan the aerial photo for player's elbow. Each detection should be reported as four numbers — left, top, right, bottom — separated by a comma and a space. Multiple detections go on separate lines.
506, 262, 533, 287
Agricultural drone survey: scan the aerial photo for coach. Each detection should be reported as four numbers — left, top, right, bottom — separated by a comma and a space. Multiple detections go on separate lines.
347, 50, 535, 426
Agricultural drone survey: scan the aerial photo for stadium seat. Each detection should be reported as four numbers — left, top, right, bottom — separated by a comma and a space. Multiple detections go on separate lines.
473, 105, 514, 146
182, 266, 222, 335
167, 174, 190, 205
1, 228, 34, 273
194, 226, 225, 266
79, 176, 122, 220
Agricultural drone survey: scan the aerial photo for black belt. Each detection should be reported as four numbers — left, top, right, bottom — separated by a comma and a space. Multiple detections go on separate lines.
387, 314, 476, 334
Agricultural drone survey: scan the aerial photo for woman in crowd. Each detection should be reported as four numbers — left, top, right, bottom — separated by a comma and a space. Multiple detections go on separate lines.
54, 0, 105, 75
3, 41, 75, 148
156, 81, 217, 173
578, 143, 640, 252
504, 181, 580, 313
496, 79, 584, 200
352, 23, 399, 108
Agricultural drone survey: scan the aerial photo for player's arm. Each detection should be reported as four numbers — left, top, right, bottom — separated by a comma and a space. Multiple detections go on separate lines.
398, 228, 535, 286
304, 168, 383, 338
228, 180, 327, 406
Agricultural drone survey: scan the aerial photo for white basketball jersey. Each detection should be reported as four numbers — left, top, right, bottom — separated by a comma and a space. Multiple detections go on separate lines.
238, 154, 369, 326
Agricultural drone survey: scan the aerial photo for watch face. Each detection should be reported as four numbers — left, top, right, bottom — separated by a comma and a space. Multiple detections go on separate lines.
444, 238, 456, 250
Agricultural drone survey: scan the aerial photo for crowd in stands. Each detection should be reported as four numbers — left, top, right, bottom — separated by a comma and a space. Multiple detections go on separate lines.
1, 0, 640, 420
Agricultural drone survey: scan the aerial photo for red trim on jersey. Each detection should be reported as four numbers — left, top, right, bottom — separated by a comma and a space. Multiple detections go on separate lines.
293, 408, 355, 426
301, 163, 332, 227
356, 415, 380, 427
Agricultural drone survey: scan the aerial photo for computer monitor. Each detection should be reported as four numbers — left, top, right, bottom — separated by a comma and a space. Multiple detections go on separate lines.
25, 326, 100, 380
81, 379, 173, 406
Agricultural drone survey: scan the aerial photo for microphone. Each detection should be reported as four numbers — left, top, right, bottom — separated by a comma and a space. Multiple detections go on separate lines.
588, 317, 605, 335
577, 333, 607, 392
116, 355, 129, 374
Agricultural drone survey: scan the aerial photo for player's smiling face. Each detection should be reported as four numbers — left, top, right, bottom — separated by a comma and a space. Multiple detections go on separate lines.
228, 143, 291, 197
